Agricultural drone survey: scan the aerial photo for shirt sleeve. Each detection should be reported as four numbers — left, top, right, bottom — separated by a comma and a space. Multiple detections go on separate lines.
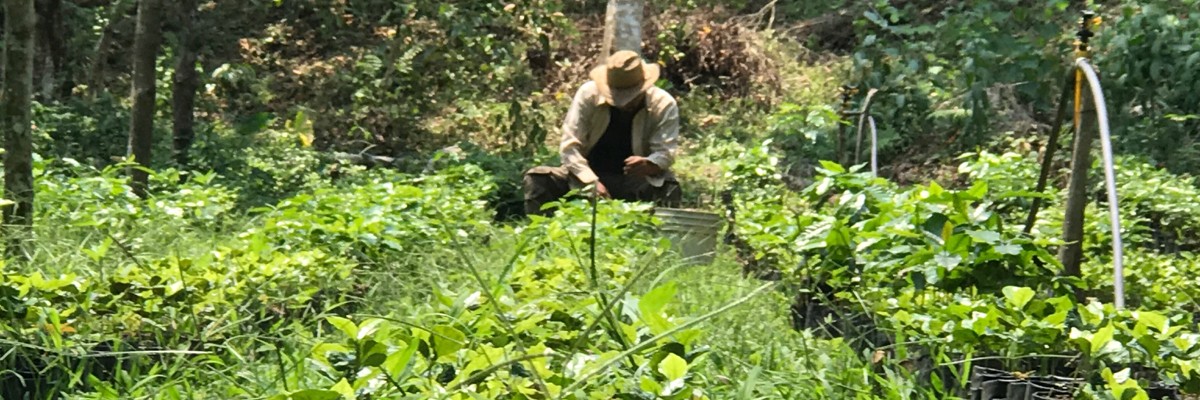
560, 83, 600, 185
645, 94, 680, 170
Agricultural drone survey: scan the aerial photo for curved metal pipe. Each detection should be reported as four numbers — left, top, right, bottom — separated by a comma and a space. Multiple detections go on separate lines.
868, 116, 878, 177
854, 88, 880, 166
1075, 57, 1124, 309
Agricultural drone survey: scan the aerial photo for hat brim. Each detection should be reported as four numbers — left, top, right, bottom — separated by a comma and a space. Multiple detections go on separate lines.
590, 61, 661, 108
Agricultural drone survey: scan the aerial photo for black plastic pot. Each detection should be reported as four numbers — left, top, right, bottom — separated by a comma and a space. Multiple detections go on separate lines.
1005, 381, 1030, 400
1027, 375, 1083, 390
1030, 392, 1069, 400
971, 366, 1015, 400
1025, 380, 1074, 400
981, 378, 1022, 399
1146, 383, 1180, 400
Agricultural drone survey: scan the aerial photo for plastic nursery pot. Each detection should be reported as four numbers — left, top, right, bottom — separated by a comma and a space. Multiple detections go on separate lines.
980, 378, 1023, 399
1030, 392, 1071, 400
971, 366, 1014, 385
1004, 381, 1030, 400
971, 367, 1015, 400
1024, 381, 1074, 400
1026, 375, 1084, 389
1012, 355, 1078, 378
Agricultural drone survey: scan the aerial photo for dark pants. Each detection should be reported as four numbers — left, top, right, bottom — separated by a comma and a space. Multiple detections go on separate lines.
523, 166, 682, 216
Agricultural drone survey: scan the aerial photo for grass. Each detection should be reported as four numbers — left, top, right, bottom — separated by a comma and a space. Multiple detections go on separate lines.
0, 159, 837, 399
13, 142, 1200, 399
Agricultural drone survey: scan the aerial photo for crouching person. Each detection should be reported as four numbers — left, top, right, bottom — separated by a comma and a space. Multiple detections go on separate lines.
524, 50, 683, 216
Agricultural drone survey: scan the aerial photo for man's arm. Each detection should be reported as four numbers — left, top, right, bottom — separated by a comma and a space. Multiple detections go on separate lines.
560, 84, 600, 185
645, 94, 680, 171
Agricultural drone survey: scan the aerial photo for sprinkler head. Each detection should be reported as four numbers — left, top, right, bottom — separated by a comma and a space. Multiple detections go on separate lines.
840, 85, 856, 104
1076, 10, 1096, 52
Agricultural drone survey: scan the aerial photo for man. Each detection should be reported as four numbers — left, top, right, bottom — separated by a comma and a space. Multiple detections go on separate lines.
524, 50, 682, 216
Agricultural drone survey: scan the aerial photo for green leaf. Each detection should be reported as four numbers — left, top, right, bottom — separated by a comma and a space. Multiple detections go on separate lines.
640, 282, 678, 334
431, 325, 466, 359
826, 221, 853, 248
640, 376, 663, 395
1173, 334, 1199, 353
331, 379, 355, 400
1043, 310, 1068, 326
940, 221, 955, 243
1165, 113, 1200, 122
927, 181, 946, 198
310, 343, 352, 366
993, 244, 1021, 255
326, 316, 358, 339
922, 264, 940, 286
1135, 311, 1169, 334
934, 252, 962, 271
356, 319, 384, 340
1103, 368, 1149, 400
945, 234, 971, 254
963, 180, 988, 200
659, 353, 688, 382
1092, 324, 1115, 356
892, 310, 912, 325
358, 339, 388, 367
383, 338, 420, 379
922, 213, 950, 238
966, 230, 1001, 244
818, 160, 846, 174
864, 10, 889, 28
815, 177, 834, 195
675, 328, 703, 346
1002, 287, 1035, 310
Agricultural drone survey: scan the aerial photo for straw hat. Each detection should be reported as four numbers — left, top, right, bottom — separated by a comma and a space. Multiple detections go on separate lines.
589, 50, 660, 108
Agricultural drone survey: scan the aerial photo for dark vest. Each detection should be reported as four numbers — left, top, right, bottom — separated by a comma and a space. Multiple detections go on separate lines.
586, 106, 637, 175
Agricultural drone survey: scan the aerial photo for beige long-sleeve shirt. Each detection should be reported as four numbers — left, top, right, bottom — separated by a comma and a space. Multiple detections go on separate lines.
559, 81, 680, 187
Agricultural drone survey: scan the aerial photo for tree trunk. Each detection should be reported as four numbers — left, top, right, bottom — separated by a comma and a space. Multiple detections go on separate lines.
171, 0, 198, 169
3, 0, 36, 256
602, 0, 643, 57
34, 0, 65, 101
127, 0, 161, 197
1059, 76, 1097, 298
88, 0, 133, 97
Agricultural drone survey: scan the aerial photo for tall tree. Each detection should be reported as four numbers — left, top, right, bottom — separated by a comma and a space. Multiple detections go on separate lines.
3, 0, 36, 255
34, 0, 65, 100
89, 0, 135, 97
172, 0, 199, 169
602, 0, 643, 57
128, 0, 162, 197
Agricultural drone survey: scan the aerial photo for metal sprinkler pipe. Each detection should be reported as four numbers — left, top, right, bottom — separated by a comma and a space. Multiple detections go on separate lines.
868, 116, 879, 177
853, 88, 880, 174
1076, 57, 1124, 310
1061, 9, 1124, 309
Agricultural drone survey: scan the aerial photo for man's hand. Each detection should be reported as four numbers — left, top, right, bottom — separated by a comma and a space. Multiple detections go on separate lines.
624, 156, 663, 177
593, 181, 611, 199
